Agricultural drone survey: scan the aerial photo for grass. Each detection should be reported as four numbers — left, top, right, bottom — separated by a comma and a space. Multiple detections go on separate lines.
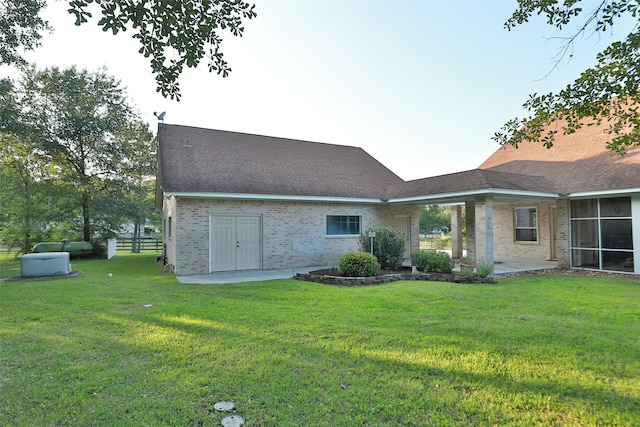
0, 251, 21, 279
1, 252, 639, 426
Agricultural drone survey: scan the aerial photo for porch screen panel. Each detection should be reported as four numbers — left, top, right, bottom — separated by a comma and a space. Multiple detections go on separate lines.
570, 197, 633, 272
571, 199, 598, 218
600, 200, 633, 271
572, 249, 599, 269
600, 197, 632, 217
570, 219, 598, 248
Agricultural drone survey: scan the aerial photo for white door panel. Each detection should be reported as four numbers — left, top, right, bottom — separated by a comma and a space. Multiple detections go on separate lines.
211, 216, 261, 272
237, 216, 261, 270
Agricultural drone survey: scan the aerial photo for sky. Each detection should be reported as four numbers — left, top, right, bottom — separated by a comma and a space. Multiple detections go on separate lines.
3, 0, 636, 180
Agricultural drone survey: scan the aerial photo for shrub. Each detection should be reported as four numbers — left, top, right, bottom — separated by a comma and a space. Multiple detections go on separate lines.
359, 227, 405, 270
337, 252, 381, 277
457, 267, 476, 281
411, 249, 453, 273
476, 261, 494, 278
433, 235, 451, 250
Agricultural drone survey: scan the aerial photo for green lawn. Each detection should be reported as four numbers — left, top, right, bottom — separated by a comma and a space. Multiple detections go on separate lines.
1, 253, 639, 426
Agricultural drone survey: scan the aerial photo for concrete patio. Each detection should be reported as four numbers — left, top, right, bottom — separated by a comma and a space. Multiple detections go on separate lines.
176, 256, 558, 284
492, 256, 557, 274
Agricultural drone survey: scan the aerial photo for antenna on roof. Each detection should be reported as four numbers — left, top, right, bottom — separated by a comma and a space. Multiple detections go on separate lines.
154, 111, 166, 122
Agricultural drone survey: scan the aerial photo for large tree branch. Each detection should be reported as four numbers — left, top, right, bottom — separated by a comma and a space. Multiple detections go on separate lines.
67, 0, 257, 100
497, 1, 640, 153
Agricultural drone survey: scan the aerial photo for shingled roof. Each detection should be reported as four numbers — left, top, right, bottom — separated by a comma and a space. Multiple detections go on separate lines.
479, 119, 640, 195
157, 124, 404, 200
385, 169, 559, 202
157, 119, 640, 204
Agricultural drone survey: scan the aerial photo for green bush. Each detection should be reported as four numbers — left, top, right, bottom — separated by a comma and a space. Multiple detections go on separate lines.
337, 252, 381, 277
359, 227, 405, 270
476, 261, 494, 278
411, 249, 453, 273
433, 235, 451, 250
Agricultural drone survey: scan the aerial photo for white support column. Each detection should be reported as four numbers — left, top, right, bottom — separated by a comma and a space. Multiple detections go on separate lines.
474, 196, 494, 267
451, 205, 463, 259
465, 201, 475, 261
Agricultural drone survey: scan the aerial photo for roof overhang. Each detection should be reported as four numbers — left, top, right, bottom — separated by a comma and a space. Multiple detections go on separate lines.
163, 188, 563, 206
387, 188, 561, 205
567, 188, 640, 199
163, 191, 383, 204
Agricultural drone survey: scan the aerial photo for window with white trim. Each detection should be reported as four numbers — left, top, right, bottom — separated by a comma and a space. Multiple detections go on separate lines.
514, 207, 537, 242
326, 215, 361, 236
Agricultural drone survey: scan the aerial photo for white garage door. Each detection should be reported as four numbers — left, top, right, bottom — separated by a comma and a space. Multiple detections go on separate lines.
210, 215, 261, 272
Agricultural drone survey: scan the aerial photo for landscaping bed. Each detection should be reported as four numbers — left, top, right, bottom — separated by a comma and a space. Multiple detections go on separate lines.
296, 267, 497, 286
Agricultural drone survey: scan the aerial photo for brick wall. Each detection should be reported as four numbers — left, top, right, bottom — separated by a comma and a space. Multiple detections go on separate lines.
170, 198, 418, 275
493, 201, 557, 259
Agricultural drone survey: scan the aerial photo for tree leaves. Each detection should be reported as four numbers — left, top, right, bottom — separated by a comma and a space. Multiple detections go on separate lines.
1, 0, 256, 98
66, 0, 257, 100
0, 0, 51, 66
497, 0, 640, 153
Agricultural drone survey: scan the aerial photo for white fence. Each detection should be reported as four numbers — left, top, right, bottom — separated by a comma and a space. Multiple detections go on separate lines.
107, 238, 117, 259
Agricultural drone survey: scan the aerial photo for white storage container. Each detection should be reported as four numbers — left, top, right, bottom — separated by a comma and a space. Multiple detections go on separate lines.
21, 252, 71, 278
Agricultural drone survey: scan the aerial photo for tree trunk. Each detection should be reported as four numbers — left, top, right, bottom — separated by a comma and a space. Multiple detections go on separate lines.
132, 223, 140, 253
82, 192, 91, 242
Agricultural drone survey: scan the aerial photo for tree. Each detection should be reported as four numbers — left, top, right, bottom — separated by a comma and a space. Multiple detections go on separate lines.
1, 0, 257, 100
419, 205, 451, 234
493, 0, 640, 154
0, 134, 60, 254
0, 0, 50, 66
107, 120, 157, 252
10, 65, 156, 243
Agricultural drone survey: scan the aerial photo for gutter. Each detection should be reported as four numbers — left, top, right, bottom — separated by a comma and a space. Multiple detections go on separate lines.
387, 188, 560, 204
567, 188, 640, 198
163, 191, 384, 204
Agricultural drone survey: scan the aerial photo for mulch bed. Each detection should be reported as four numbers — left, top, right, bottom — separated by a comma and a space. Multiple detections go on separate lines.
296, 267, 495, 286
307, 267, 414, 276
498, 267, 638, 278
296, 266, 637, 287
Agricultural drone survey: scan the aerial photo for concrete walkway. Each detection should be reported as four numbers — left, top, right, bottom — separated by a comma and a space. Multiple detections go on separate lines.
177, 266, 326, 284
177, 257, 558, 284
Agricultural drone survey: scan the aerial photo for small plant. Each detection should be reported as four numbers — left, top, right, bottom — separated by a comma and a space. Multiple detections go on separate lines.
337, 252, 381, 277
433, 235, 451, 250
457, 267, 476, 281
411, 249, 453, 273
359, 227, 405, 270
476, 261, 494, 278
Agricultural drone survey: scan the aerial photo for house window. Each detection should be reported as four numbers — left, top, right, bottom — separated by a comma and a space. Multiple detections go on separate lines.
514, 207, 537, 242
168, 216, 172, 238
327, 215, 361, 236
